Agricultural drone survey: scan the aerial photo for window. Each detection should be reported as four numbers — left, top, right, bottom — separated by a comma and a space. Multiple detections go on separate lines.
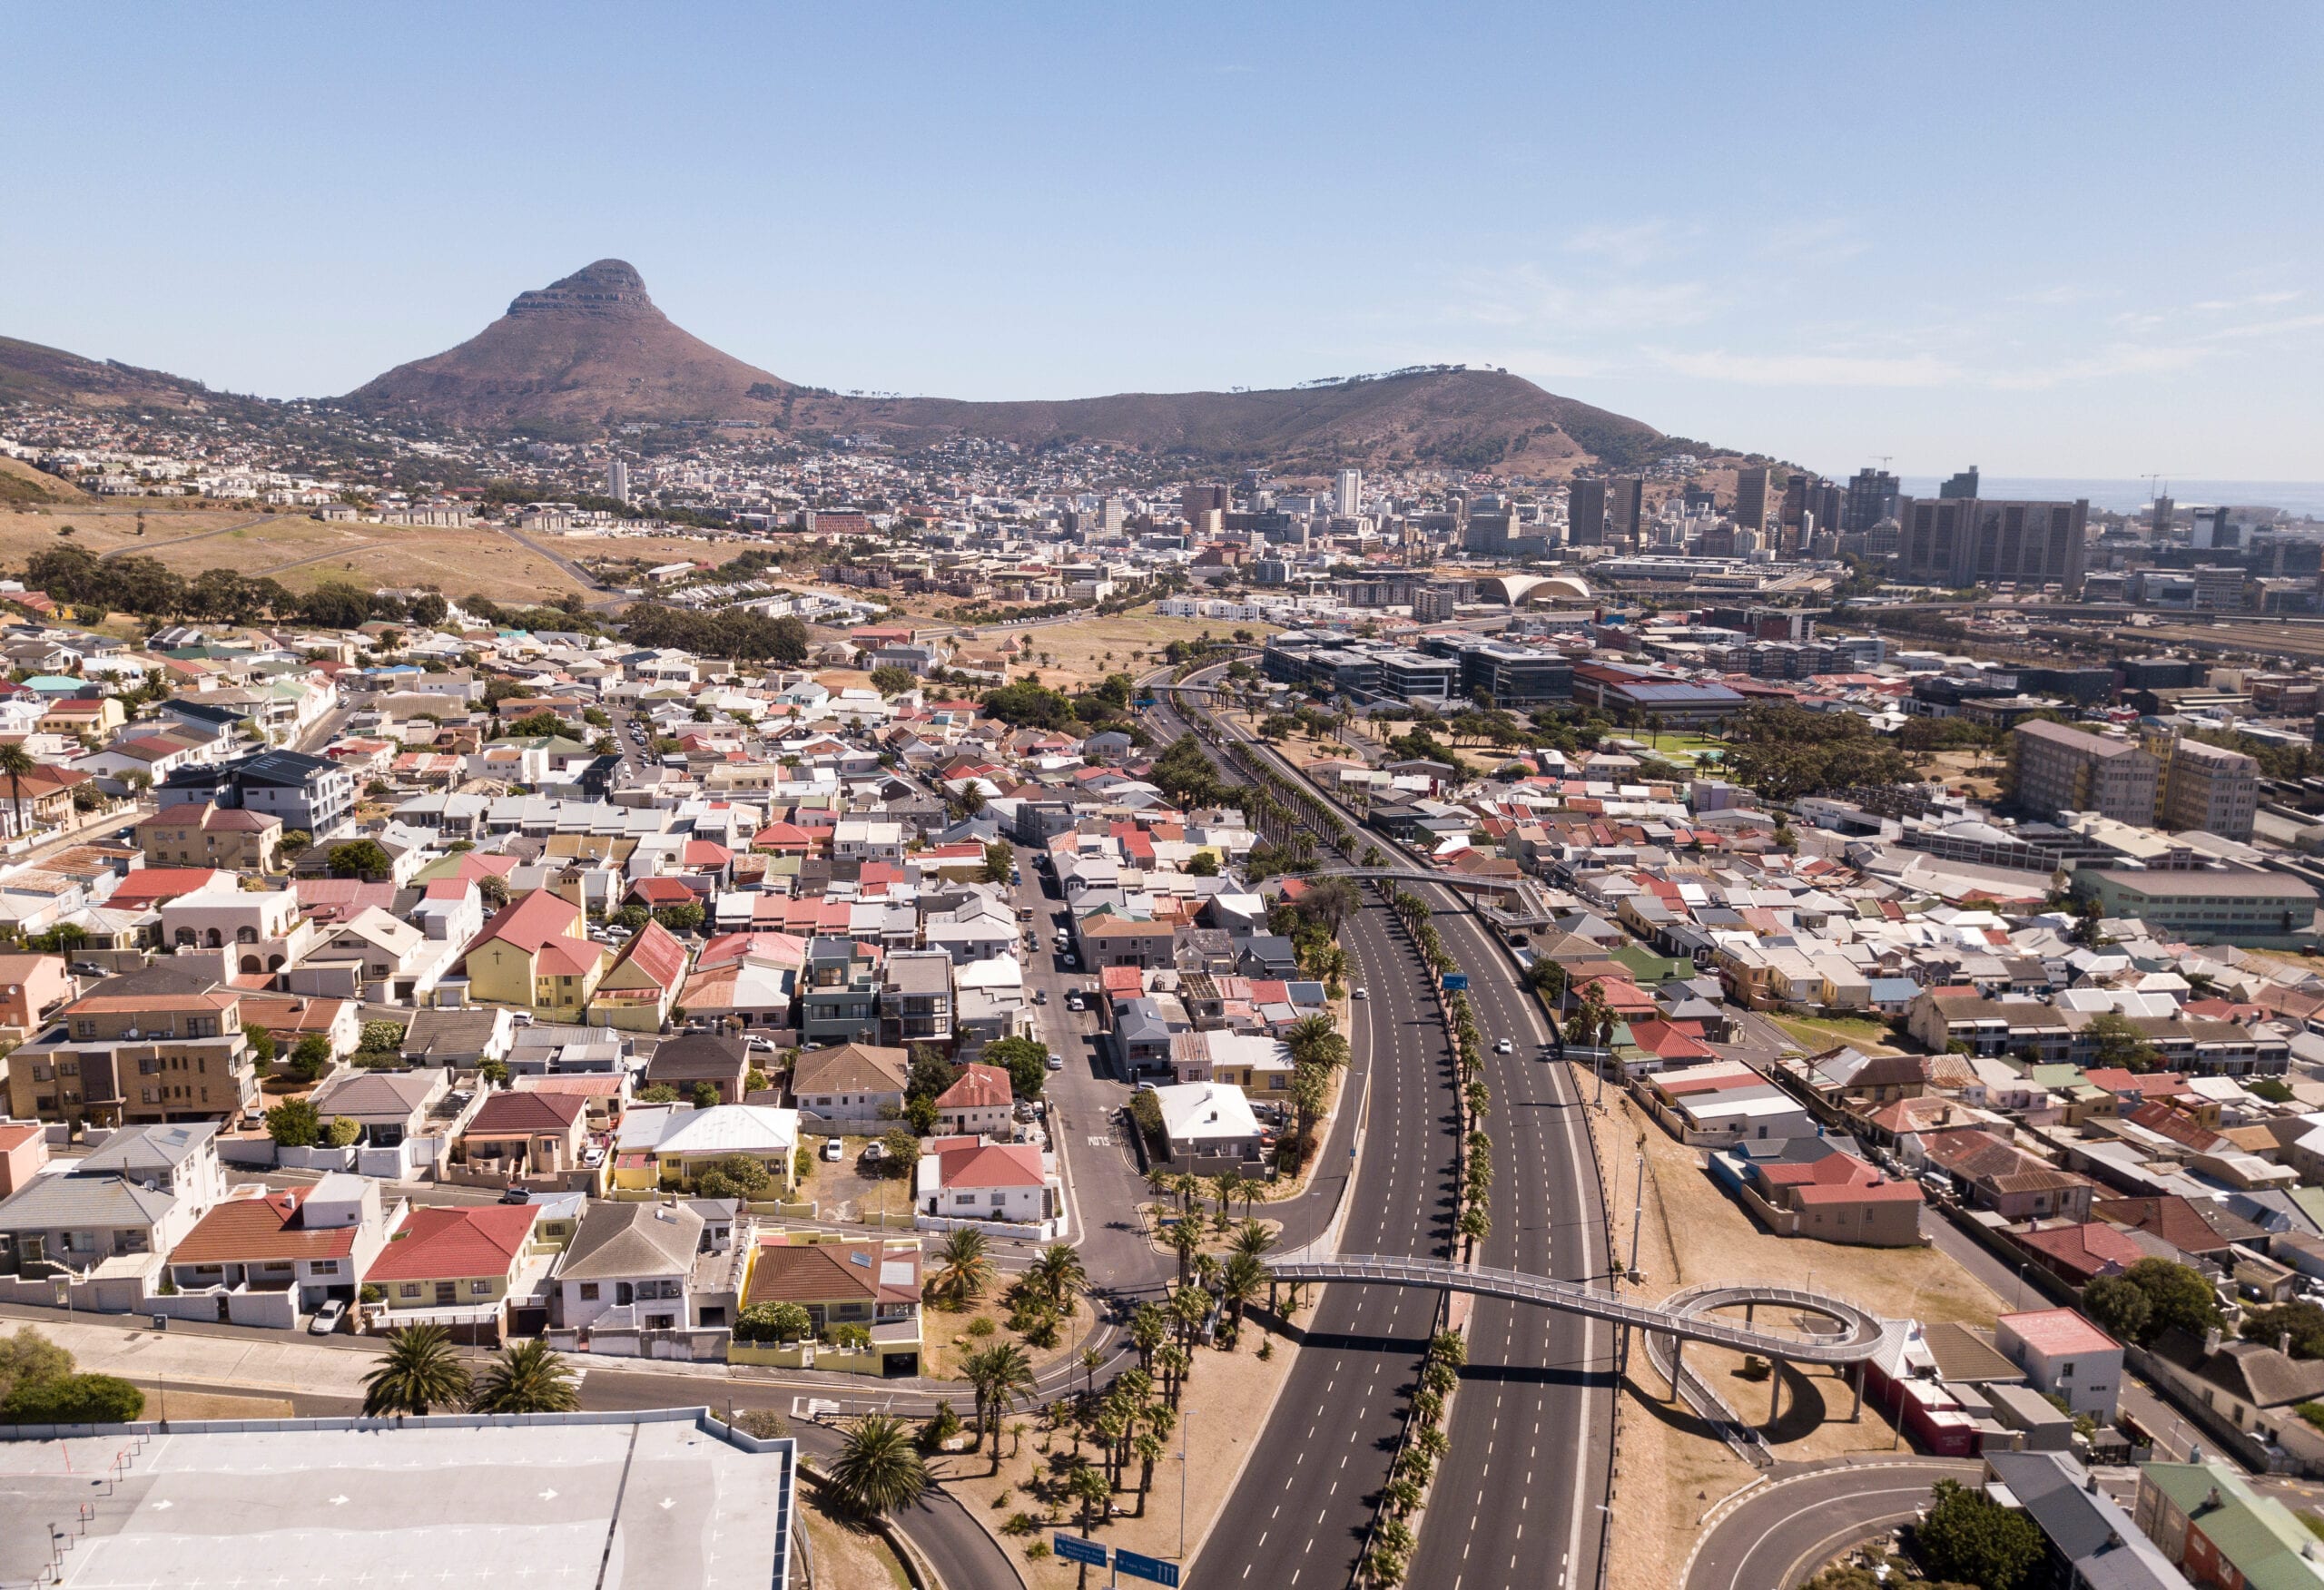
400, 1283, 421, 1299
469, 1280, 491, 1296
579, 1282, 600, 1300
312, 1260, 339, 1275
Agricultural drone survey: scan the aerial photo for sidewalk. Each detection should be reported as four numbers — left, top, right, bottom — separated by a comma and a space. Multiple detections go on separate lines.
5, 1314, 376, 1399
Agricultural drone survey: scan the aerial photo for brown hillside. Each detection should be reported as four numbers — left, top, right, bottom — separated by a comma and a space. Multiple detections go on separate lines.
0, 456, 82, 505
346, 260, 1668, 472
0, 335, 215, 412
346, 259, 796, 429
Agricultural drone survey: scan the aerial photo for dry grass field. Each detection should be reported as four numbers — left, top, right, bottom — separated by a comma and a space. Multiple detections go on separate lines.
993, 607, 1278, 693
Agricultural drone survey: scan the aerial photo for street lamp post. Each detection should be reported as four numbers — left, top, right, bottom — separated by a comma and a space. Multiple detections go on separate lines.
1177, 1407, 1194, 1558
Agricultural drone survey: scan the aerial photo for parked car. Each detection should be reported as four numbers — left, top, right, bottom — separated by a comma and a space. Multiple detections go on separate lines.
498, 1185, 532, 1204
581, 1145, 606, 1168
308, 1299, 347, 1336
821, 1138, 844, 1162
1033, 987, 1048, 1004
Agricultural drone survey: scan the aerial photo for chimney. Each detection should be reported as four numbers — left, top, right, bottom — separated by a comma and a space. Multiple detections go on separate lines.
2204, 1327, 2223, 1355
2282, 1331, 2295, 1357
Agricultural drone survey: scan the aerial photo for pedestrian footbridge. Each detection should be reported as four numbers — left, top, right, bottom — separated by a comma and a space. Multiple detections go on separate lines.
1269, 1254, 1889, 1366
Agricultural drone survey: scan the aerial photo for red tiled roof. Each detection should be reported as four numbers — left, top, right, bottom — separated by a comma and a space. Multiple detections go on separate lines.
109, 868, 231, 907
627, 878, 698, 906
168, 1187, 358, 1264
607, 920, 688, 991
938, 1063, 1012, 1111
365, 1205, 538, 1282
933, 1139, 1045, 1190
2015, 1221, 2143, 1281
467, 1090, 586, 1135
468, 888, 583, 955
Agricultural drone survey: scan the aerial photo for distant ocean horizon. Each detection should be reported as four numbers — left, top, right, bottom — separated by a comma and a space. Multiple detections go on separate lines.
1893, 476, 2324, 517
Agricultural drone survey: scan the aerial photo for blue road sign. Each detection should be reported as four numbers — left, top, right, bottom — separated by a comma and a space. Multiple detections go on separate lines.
1115, 1548, 1181, 1585
1054, 1535, 1108, 1567
1440, 973, 1469, 991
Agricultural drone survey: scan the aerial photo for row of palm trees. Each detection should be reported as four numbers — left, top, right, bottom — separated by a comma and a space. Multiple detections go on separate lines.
1366, 1330, 1470, 1586
359, 1325, 577, 1418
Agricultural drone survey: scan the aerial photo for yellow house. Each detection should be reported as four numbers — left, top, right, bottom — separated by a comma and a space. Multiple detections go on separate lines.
459, 888, 609, 1018
586, 920, 689, 1033
37, 696, 125, 738
364, 1204, 565, 1334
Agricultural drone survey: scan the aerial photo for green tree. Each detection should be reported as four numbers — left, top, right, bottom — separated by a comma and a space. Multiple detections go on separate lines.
0, 742, 35, 840
612, 903, 651, 931
1187, 849, 1219, 877
265, 1096, 322, 1147
825, 1413, 928, 1518
2121, 1257, 2224, 1342
693, 1153, 773, 1200
981, 841, 1014, 884
289, 1034, 332, 1083
326, 839, 392, 879
359, 1019, 408, 1053
0, 1371, 144, 1425
2083, 1010, 2161, 1073
734, 1301, 813, 1342
931, 1227, 994, 1308
653, 900, 705, 935
245, 1024, 277, 1069
1915, 1478, 2046, 1590
360, 1325, 472, 1417
870, 665, 917, 697
985, 1035, 1052, 1099
2243, 1301, 2324, 1359
468, 1340, 579, 1413
692, 1081, 722, 1111
879, 1126, 921, 1173
1028, 1243, 1087, 1315
0, 1327, 74, 1405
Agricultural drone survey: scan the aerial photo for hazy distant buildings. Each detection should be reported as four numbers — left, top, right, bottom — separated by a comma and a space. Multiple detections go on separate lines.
1733, 466, 1769, 532
1844, 467, 1899, 533
605, 459, 629, 504
1939, 466, 1981, 500
1896, 496, 2089, 590
1181, 483, 1230, 532
2189, 505, 2236, 550
1567, 478, 1607, 546
1610, 476, 1644, 549
1333, 469, 1362, 518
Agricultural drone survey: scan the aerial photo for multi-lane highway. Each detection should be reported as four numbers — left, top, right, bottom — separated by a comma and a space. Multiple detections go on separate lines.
1187, 894, 1462, 1588
1157, 671, 1617, 1590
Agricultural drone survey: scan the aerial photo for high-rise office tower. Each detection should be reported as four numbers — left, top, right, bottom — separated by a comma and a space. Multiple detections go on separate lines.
2189, 505, 2236, 550
1733, 466, 1769, 532
605, 460, 629, 504
1843, 468, 1899, 533
1333, 469, 1363, 518
2149, 495, 2174, 540
1181, 483, 1231, 524
1896, 496, 2089, 590
1611, 477, 1644, 549
1939, 466, 1981, 500
1566, 478, 1608, 545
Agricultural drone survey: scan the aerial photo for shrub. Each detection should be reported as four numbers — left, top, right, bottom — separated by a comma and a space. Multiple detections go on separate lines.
1, 1371, 145, 1425
265, 1097, 320, 1148
965, 1316, 998, 1339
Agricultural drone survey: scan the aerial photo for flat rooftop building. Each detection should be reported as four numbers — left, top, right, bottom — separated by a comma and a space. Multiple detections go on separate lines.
0, 1409, 795, 1590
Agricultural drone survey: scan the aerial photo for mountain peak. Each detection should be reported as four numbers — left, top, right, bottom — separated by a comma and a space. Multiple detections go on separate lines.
507, 259, 656, 319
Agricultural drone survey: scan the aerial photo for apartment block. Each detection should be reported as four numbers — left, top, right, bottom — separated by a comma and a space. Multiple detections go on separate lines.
2156, 736, 2260, 841
2008, 719, 2158, 824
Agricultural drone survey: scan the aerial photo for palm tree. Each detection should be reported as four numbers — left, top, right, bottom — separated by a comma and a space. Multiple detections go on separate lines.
361, 1324, 471, 1417
1080, 1344, 1104, 1399
1232, 1219, 1276, 1262
961, 1340, 1034, 1472
1129, 1301, 1167, 1372
826, 1414, 929, 1519
1125, 1431, 1162, 1516
1068, 1463, 1113, 1587
468, 1339, 579, 1413
1167, 1217, 1204, 1286
1029, 1242, 1087, 1316
0, 742, 33, 841
931, 1226, 993, 1307
1208, 1172, 1243, 1234
1218, 1251, 1267, 1333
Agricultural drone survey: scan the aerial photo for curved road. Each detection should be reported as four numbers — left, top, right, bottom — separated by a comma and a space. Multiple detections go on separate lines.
1686, 1459, 1975, 1590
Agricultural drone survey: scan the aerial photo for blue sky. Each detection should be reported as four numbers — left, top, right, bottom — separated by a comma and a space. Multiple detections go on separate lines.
6, 3, 2319, 477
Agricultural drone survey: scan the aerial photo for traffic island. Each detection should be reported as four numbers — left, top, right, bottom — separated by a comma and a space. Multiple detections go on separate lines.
929, 1317, 1298, 1587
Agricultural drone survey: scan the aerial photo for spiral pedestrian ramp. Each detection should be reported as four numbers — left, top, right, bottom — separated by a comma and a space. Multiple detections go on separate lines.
1270, 1254, 1889, 1365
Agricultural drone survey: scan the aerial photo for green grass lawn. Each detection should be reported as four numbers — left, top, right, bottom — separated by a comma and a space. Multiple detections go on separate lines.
1768, 1013, 1903, 1055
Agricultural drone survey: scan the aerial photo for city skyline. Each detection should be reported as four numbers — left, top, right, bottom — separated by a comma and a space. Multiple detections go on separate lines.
5, 2, 2319, 477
